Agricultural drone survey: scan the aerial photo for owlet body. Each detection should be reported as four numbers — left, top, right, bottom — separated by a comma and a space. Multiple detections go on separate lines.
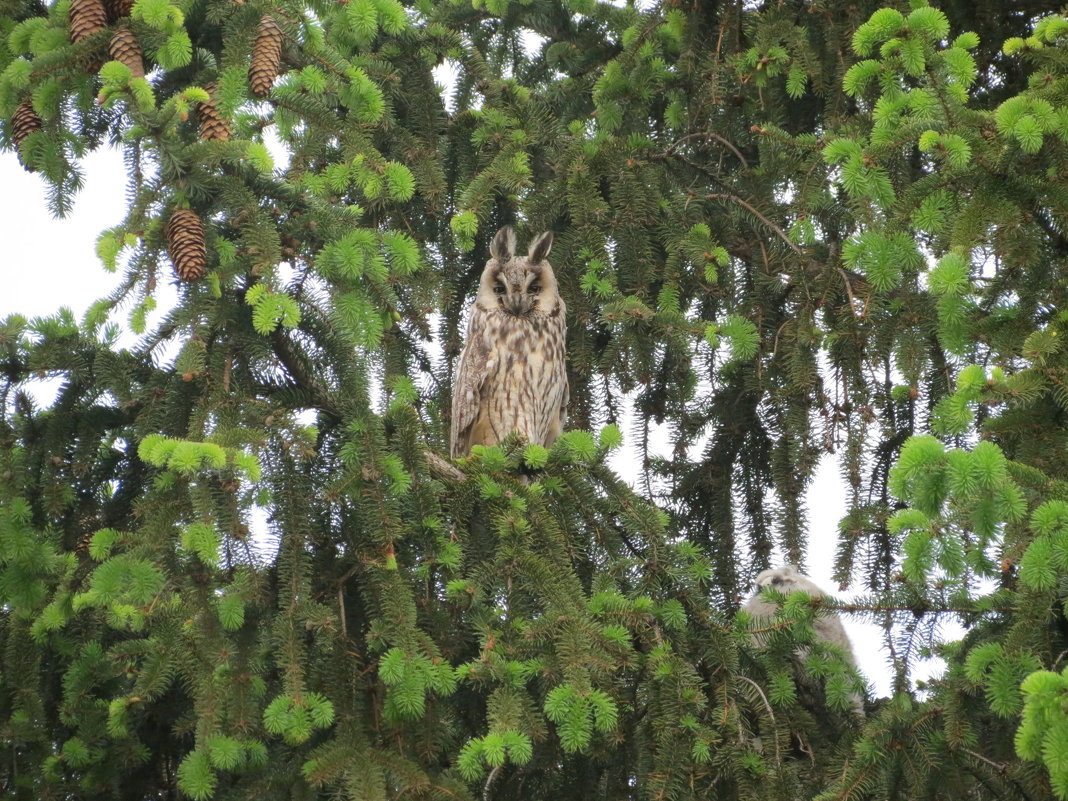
450, 226, 568, 459
742, 566, 858, 667
743, 565, 865, 714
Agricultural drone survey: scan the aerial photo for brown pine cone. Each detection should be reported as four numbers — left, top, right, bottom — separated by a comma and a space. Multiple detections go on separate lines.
248, 15, 283, 99
104, 0, 134, 22
11, 100, 42, 148
69, 0, 107, 42
166, 209, 208, 282
196, 82, 231, 141
108, 25, 145, 78
10, 101, 42, 170
69, 0, 108, 70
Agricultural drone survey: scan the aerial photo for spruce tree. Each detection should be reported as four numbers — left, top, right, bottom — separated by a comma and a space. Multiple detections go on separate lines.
2, 0, 1068, 799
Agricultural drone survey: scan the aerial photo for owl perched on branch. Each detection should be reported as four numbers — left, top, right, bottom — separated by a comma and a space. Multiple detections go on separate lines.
450, 226, 569, 459
743, 565, 866, 715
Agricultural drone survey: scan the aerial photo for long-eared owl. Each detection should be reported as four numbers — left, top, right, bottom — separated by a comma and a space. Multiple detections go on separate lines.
450, 226, 568, 459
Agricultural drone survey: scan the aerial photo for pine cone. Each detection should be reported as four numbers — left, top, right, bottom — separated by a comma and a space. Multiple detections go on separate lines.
11, 101, 42, 148
104, 0, 134, 22
196, 82, 231, 141
248, 15, 283, 99
69, 0, 107, 70
11, 101, 42, 170
166, 209, 207, 282
69, 0, 107, 43
108, 25, 144, 78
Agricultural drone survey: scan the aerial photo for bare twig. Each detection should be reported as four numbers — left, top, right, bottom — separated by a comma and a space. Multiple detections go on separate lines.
424, 450, 466, 482
959, 747, 1007, 773
704, 193, 804, 257
659, 131, 750, 169
708, 132, 750, 169
836, 267, 862, 320
737, 675, 782, 765
483, 764, 502, 801
338, 586, 347, 638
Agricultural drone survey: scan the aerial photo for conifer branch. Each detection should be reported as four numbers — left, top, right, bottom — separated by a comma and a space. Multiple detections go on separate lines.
958, 747, 1007, 774
424, 450, 466, 482
270, 324, 466, 482
835, 268, 862, 319
656, 131, 750, 169
703, 193, 804, 256
1030, 208, 1068, 253
267, 329, 335, 413
737, 675, 782, 764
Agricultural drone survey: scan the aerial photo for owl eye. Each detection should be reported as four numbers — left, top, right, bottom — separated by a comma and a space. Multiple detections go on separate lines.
771, 577, 783, 586
528, 284, 541, 294
493, 284, 506, 295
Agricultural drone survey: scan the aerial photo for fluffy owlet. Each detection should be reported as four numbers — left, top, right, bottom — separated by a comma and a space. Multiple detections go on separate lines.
450, 226, 569, 459
742, 565, 866, 714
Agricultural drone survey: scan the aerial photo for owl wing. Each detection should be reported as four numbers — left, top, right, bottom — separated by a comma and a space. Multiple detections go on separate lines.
556, 305, 569, 422
546, 306, 569, 444
555, 378, 569, 431
450, 304, 491, 458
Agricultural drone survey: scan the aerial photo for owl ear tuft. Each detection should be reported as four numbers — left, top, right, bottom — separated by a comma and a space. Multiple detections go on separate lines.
490, 226, 517, 260
528, 231, 553, 263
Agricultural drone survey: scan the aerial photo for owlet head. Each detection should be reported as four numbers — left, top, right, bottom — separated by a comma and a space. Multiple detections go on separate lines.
754, 566, 799, 592
478, 226, 558, 316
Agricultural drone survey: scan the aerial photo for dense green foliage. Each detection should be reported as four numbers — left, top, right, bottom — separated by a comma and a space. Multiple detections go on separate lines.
3, 0, 1068, 798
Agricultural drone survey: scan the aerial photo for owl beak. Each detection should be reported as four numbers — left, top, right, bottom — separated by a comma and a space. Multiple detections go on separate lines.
508, 295, 527, 315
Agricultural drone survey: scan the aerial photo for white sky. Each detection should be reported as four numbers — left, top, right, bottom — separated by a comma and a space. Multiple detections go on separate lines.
3, 148, 131, 318
0, 146, 950, 698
